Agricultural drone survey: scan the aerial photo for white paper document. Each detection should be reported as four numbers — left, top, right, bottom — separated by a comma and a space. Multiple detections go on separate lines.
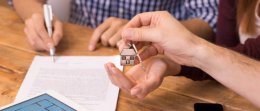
16, 56, 122, 111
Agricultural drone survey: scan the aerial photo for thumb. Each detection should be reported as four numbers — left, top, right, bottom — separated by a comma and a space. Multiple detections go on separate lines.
122, 28, 160, 43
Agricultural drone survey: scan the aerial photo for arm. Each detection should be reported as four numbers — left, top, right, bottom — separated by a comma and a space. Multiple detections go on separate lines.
178, 37, 260, 81
176, 0, 239, 81
109, 11, 260, 107
193, 39, 260, 107
164, 2, 217, 81
176, 19, 215, 80
13, 0, 45, 20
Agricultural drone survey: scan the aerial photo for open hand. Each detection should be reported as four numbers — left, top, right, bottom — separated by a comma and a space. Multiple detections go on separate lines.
104, 55, 180, 98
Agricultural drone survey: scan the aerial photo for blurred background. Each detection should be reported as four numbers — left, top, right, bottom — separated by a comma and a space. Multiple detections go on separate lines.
0, 0, 8, 7
0, 0, 71, 22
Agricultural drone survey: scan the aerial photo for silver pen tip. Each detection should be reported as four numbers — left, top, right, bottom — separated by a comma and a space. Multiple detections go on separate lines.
50, 47, 55, 62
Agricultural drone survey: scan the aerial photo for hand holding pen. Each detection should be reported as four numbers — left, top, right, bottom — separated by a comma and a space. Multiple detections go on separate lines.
23, 5, 63, 52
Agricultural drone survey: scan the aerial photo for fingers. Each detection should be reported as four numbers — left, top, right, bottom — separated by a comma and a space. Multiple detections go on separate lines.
24, 26, 46, 51
117, 40, 131, 52
24, 18, 47, 51
32, 14, 54, 49
135, 42, 147, 50
108, 31, 122, 47
89, 17, 127, 51
89, 20, 110, 51
130, 76, 162, 99
124, 12, 156, 28
122, 28, 160, 43
104, 63, 121, 88
24, 13, 62, 51
130, 59, 166, 98
125, 11, 170, 28
52, 18, 63, 46
104, 62, 135, 93
100, 25, 117, 47
105, 57, 167, 99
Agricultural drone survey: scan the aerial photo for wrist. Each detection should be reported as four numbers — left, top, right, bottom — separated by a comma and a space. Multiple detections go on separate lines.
24, 12, 42, 21
191, 37, 215, 70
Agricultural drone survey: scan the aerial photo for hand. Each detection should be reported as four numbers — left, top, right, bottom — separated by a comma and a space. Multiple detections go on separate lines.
104, 55, 180, 98
24, 13, 63, 51
88, 17, 128, 51
119, 11, 202, 67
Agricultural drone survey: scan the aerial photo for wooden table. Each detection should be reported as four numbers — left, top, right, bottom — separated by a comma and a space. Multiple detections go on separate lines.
0, 5, 259, 111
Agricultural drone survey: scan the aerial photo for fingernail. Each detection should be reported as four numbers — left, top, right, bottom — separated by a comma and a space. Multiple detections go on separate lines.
47, 43, 54, 48
122, 29, 134, 38
88, 45, 94, 51
131, 87, 141, 96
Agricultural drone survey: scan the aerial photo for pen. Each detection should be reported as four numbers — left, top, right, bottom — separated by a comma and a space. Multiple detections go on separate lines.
43, 4, 55, 62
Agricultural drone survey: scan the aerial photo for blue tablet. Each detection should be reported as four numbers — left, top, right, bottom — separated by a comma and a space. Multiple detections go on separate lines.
0, 91, 87, 111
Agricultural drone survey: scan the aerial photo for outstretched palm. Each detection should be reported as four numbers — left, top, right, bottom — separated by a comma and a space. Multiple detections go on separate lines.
105, 56, 168, 98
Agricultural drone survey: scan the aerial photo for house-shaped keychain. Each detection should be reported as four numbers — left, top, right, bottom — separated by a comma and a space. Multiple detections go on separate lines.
120, 43, 146, 72
120, 45, 137, 66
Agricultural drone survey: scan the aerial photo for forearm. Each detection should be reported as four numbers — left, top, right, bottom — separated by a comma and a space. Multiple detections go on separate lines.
194, 38, 260, 107
160, 53, 213, 81
13, 0, 46, 20
181, 19, 214, 42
